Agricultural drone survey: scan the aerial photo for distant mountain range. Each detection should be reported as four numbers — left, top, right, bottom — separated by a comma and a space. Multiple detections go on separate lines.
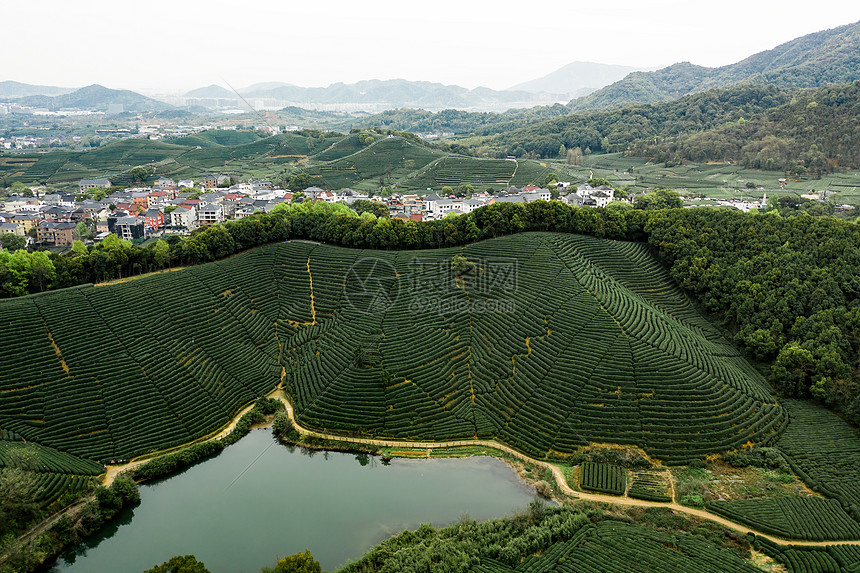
569, 20, 860, 111
5, 84, 174, 114
177, 65, 649, 112
3, 20, 859, 118
0, 80, 75, 98
509, 61, 647, 97
180, 79, 572, 112
183, 84, 236, 99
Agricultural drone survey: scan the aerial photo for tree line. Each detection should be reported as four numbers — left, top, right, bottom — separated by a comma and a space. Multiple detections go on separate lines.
645, 208, 860, 424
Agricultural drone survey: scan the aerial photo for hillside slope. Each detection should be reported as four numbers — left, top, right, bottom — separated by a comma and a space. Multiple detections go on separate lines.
0, 233, 785, 464
570, 21, 860, 111
631, 81, 860, 170
12, 84, 174, 113
0, 80, 75, 99
464, 84, 793, 159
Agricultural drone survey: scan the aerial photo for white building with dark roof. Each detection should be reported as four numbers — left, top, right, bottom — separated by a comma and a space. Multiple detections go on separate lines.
79, 178, 111, 193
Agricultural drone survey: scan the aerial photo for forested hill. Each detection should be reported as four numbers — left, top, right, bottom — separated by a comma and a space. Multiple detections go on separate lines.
631, 81, 860, 172
11, 84, 173, 113
569, 20, 860, 111
346, 104, 573, 136
454, 84, 794, 158
454, 81, 860, 172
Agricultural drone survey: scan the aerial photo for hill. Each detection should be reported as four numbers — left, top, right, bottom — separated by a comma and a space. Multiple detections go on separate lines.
170, 129, 267, 148
344, 104, 572, 135
0, 80, 75, 99
0, 131, 346, 185
458, 83, 793, 159
510, 61, 645, 96
12, 84, 174, 113
0, 233, 785, 464
570, 21, 860, 111
630, 81, 860, 172
0, 131, 560, 191
307, 135, 445, 189
183, 84, 236, 98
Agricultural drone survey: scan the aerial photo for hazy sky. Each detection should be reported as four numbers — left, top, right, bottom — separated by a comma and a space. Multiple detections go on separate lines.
5, 1, 859, 94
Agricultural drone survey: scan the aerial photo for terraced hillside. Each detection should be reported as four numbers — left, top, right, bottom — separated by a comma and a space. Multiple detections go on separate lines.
407, 156, 517, 189
308, 136, 444, 189
0, 132, 567, 192
0, 233, 785, 465
0, 431, 102, 506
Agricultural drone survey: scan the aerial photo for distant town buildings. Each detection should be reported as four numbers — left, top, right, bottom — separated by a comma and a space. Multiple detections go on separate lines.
0, 169, 790, 253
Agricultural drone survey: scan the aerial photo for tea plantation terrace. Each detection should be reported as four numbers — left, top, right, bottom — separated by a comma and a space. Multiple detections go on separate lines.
0, 232, 786, 469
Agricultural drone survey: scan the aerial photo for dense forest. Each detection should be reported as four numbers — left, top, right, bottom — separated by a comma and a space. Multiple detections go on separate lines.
631, 82, 860, 173
349, 84, 792, 158
2, 199, 859, 426
441, 81, 860, 174
454, 84, 794, 159
351, 104, 572, 136
645, 208, 860, 424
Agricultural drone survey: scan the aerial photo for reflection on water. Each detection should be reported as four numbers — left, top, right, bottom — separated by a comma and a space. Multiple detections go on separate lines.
51, 430, 540, 573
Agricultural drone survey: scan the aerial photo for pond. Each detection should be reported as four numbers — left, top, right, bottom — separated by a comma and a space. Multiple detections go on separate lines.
51, 430, 542, 572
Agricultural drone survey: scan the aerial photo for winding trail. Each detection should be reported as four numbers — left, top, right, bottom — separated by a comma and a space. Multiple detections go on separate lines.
24, 388, 857, 556
103, 390, 280, 486
271, 391, 860, 548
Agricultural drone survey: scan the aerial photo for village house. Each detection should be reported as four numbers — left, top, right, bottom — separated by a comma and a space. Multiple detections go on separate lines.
2, 196, 39, 211
35, 220, 76, 246
494, 195, 526, 204
250, 179, 274, 192
130, 191, 152, 212
108, 216, 145, 241
6, 212, 40, 234
563, 193, 585, 207
234, 206, 257, 219
170, 206, 197, 230
0, 222, 24, 237
202, 174, 218, 189
197, 204, 224, 225
79, 178, 111, 193
462, 198, 486, 213
147, 189, 170, 205
590, 189, 614, 208
144, 208, 165, 231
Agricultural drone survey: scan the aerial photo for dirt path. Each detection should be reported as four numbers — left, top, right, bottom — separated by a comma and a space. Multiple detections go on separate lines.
10, 388, 858, 565
274, 392, 860, 548
103, 389, 282, 487
41, 388, 860, 550
0, 498, 90, 563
